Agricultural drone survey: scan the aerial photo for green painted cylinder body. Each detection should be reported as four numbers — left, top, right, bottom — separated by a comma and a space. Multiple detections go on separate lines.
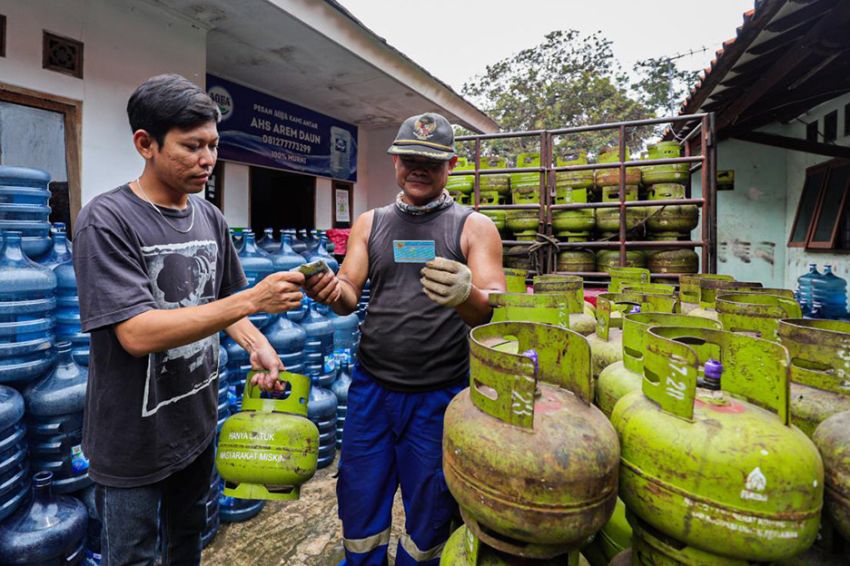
645, 184, 699, 234
216, 372, 319, 500
679, 274, 734, 315
505, 209, 539, 237
478, 190, 506, 231
581, 497, 631, 565
557, 249, 596, 272
440, 524, 579, 565
489, 292, 572, 328
646, 247, 699, 275
596, 313, 721, 418
503, 245, 532, 270
612, 327, 824, 562
641, 142, 689, 185
813, 410, 850, 542
480, 156, 510, 195
597, 250, 646, 272
596, 186, 646, 232
443, 322, 619, 558
687, 279, 764, 321
447, 158, 475, 194
553, 184, 595, 234
778, 319, 850, 438
595, 147, 642, 186
555, 153, 594, 190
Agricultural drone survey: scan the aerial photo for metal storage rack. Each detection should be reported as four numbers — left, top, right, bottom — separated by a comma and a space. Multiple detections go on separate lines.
452, 113, 717, 284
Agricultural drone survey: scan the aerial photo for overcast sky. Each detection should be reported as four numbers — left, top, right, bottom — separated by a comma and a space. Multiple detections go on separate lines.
339, 0, 755, 93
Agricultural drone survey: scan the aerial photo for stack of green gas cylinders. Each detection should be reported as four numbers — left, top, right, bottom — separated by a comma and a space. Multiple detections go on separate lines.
640, 141, 700, 275
441, 268, 850, 564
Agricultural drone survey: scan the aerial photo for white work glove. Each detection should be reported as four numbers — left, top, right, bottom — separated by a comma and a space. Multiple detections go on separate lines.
420, 257, 472, 308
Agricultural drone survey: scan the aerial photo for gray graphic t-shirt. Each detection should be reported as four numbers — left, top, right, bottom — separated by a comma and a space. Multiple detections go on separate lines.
74, 185, 246, 487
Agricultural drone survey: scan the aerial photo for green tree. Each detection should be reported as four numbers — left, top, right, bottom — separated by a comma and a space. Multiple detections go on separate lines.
631, 57, 700, 118
459, 30, 697, 161
460, 30, 650, 160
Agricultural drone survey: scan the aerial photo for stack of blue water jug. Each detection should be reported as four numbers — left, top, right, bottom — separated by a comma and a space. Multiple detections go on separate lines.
796, 263, 848, 320
0, 165, 92, 563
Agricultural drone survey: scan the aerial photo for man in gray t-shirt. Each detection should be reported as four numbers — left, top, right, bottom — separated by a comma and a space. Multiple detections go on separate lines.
74, 74, 304, 565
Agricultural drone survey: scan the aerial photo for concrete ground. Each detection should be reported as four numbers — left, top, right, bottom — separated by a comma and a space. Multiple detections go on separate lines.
202, 459, 406, 566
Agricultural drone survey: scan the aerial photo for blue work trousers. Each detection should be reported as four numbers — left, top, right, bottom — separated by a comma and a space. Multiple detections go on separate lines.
337, 363, 464, 566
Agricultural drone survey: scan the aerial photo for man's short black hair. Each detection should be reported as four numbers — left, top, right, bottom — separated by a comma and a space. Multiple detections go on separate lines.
127, 74, 220, 147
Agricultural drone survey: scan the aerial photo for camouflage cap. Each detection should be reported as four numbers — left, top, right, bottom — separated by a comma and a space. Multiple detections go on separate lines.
387, 112, 455, 161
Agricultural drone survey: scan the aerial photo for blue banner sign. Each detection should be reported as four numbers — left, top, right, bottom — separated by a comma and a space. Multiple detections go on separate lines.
206, 74, 358, 181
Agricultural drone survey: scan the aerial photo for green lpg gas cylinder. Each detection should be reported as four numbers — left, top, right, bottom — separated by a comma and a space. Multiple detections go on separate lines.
440, 524, 579, 565
596, 186, 645, 232
533, 274, 595, 335
503, 268, 528, 294
480, 156, 510, 195
628, 511, 754, 566
510, 153, 542, 200
813, 410, 850, 542
715, 290, 800, 341
645, 183, 699, 234
216, 371, 319, 500
555, 153, 594, 190
503, 244, 533, 270
505, 209, 540, 240
443, 322, 619, 559
646, 245, 699, 275
595, 147, 642, 187
478, 190, 507, 232
587, 291, 679, 378
679, 274, 734, 314
597, 250, 646, 273
447, 157, 475, 195
596, 313, 720, 418
553, 183, 595, 235
557, 249, 596, 273
449, 189, 471, 206
608, 267, 650, 293
641, 142, 689, 185
581, 497, 631, 566
688, 279, 763, 321
778, 319, 850, 439
612, 326, 824, 562
489, 292, 572, 328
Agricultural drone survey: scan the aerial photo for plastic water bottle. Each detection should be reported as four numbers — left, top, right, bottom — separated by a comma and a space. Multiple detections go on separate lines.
37, 231, 72, 269
796, 264, 820, 316
303, 235, 339, 273
290, 229, 307, 254
0, 385, 29, 522
264, 314, 307, 375
300, 299, 336, 387
812, 265, 848, 319
24, 341, 91, 494
330, 360, 352, 449
55, 259, 90, 367
0, 166, 53, 260
216, 345, 229, 434
237, 231, 274, 330
271, 233, 306, 272
308, 383, 337, 469
257, 227, 280, 254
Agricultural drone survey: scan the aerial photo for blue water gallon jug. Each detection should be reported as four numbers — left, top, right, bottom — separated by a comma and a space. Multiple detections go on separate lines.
0, 471, 87, 564
301, 299, 335, 387
202, 468, 221, 548
217, 345, 229, 433
290, 229, 307, 254
0, 385, 29, 522
24, 341, 91, 494
812, 265, 848, 319
331, 308, 360, 366
0, 231, 57, 385
264, 314, 307, 375
330, 361, 352, 449
55, 259, 89, 367
796, 263, 820, 316
285, 291, 308, 324
238, 231, 274, 330
229, 228, 244, 253
308, 384, 337, 469
271, 233, 306, 272
223, 337, 250, 414
36, 231, 72, 269
303, 235, 339, 274
0, 166, 52, 260
298, 230, 319, 259
219, 489, 265, 523
257, 227, 280, 254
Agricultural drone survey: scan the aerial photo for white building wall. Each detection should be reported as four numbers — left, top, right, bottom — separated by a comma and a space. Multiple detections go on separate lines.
0, 0, 207, 206
359, 127, 401, 211
222, 162, 251, 228
315, 177, 333, 229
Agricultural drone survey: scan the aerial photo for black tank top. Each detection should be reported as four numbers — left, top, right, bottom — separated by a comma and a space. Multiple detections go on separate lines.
357, 202, 473, 391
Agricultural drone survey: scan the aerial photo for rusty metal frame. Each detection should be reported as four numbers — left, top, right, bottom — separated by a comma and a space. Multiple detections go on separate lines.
454, 112, 718, 282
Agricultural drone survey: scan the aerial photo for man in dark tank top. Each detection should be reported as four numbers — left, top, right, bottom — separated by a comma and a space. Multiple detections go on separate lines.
305, 113, 505, 565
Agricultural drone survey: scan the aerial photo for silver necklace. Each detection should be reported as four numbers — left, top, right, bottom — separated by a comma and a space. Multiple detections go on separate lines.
135, 178, 195, 234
